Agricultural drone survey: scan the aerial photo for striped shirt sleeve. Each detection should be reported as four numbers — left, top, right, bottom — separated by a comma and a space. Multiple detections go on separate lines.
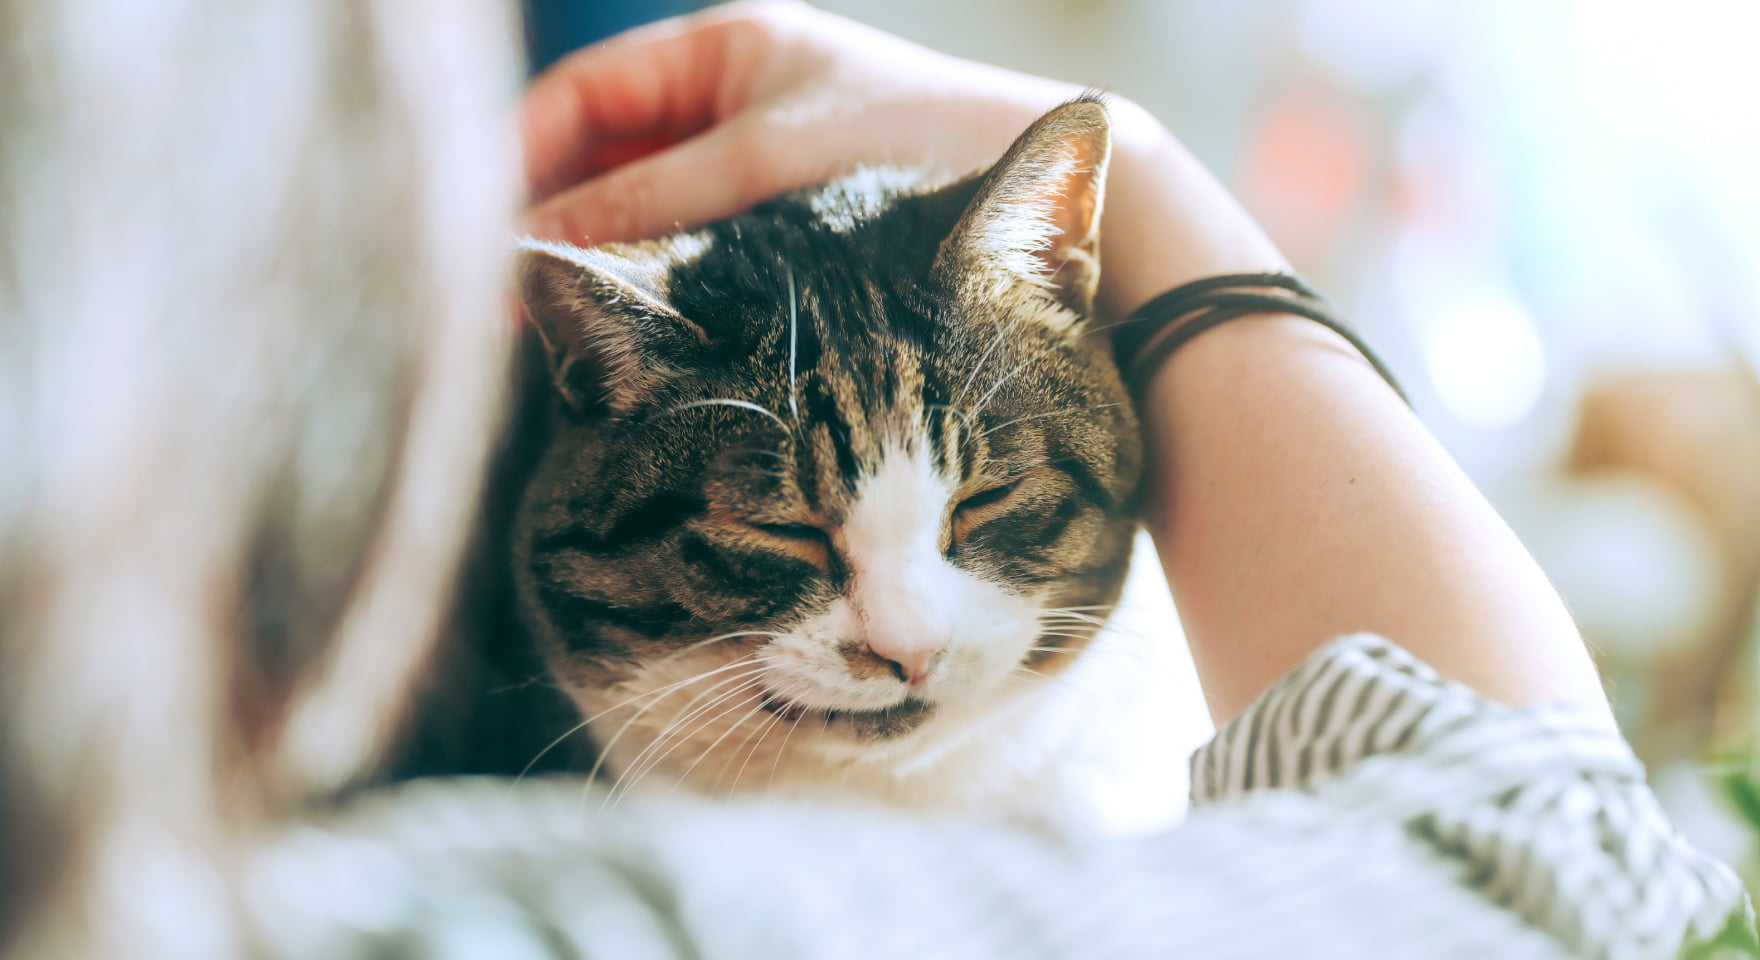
1190, 634, 1757, 959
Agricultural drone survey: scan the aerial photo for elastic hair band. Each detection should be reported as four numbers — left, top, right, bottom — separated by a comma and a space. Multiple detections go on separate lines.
1113, 272, 1408, 406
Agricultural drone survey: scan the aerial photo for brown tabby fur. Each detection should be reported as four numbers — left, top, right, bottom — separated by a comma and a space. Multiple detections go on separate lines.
401, 99, 1143, 787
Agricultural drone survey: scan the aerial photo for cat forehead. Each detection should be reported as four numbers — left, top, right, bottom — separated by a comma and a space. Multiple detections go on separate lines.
597, 168, 1102, 411
805, 167, 948, 233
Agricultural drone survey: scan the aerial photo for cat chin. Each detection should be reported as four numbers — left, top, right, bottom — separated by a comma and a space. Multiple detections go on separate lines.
755, 689, 934, 742
575, 655, 1056, 795
758, 666, 1056, 771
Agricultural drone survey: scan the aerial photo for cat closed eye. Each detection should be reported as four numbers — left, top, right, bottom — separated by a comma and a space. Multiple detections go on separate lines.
957, 479, 1022, 514
752, 521, 826, 541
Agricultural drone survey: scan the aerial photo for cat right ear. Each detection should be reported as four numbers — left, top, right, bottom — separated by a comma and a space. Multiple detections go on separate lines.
934, 97, 1111, 319
516, 240, 705, 416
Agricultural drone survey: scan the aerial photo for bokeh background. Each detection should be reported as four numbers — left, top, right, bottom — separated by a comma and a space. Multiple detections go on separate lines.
538, 0, 1760, 870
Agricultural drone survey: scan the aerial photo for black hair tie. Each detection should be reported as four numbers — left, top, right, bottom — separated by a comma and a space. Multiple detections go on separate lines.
1113, 272, 1408, 406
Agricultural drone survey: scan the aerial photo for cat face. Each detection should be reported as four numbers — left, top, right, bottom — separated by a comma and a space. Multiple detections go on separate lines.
513, 100, 1141, 791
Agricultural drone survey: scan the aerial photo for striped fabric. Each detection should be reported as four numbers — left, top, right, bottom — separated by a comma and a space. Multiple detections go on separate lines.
1192, 636, 1755, 958
250, 636, 1756, 959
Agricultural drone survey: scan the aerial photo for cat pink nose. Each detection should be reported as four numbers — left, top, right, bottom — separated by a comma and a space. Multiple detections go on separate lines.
873, 646, 940, 687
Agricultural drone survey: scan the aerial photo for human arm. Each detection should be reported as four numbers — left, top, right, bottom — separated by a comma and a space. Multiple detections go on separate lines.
1142, 314, 1612, 723
519, 0, 1612, 726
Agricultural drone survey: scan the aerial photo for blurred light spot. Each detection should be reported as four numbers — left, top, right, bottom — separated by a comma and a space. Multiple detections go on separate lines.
1235, 87, 1373, 267
1532, 475, 1720, 664
1423, 299, 1547, 429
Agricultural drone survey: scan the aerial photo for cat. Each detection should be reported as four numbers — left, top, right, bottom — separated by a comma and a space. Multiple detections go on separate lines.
504, 97, 1148, 821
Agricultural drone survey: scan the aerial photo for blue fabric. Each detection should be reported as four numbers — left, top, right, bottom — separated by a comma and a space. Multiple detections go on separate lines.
524, 0, 714, 75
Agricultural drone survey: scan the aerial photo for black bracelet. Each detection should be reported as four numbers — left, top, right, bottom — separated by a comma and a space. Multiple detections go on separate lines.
1112, 272, 1408, 406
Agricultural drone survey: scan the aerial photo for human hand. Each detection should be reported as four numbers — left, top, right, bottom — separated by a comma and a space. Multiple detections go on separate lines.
523, 1, 1073, 240
521, 0, 1286, 317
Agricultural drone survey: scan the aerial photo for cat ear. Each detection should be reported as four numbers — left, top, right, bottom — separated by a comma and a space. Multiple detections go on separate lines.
516, 240, 705, 415
934, 97, 1111, 317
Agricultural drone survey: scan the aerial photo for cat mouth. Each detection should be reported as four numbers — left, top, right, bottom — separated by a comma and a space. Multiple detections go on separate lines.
757, 689, 834, 724
758, 689, 933, 740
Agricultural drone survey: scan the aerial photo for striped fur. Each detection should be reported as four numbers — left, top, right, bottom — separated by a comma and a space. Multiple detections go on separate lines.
511, 100, 1142, 810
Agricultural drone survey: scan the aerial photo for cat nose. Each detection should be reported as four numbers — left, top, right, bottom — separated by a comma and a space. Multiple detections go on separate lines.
870, 644, 942, 687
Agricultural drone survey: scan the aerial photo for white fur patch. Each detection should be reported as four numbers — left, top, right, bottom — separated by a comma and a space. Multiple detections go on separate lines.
760, 440, 1037, 720
807, 167, 934, 234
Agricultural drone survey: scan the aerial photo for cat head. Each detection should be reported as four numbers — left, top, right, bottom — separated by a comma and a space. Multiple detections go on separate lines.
513, 98, 1141, 782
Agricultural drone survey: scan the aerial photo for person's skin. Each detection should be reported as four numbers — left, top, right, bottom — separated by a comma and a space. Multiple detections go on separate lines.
522, 0, 1614, 726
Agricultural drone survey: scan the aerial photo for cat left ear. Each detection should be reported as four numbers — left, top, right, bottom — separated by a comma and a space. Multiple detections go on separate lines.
934, 97, 1111, 318
516, 240, 705, 416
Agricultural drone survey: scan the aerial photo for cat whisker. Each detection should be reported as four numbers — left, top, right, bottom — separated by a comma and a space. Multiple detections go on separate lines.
603, 665, 768, 783
524, 655, 768, 789
1041, 615, 1151, 642
608, 674, 770, 807
1047, 618, 1156, 644
978, 402, 1122, 439
726, 467, 790, 481
956, 315, 1021, 408
585, 672, 772, 812
1034, 634, 1105, 648
1080, 315, 1138, 341
1027, 638, 1129, 650
596, 666, 770, 803
922, 402, 975, 430
722, 701, 788, 798
733, 446, 791, 464
1011, 666, 1104, 702
664, 398, 789, 431
1039, 639, 1153, 663
1038, 614, 1109, 629
651, 631, 782, 669
514, 718, 595, 789
583, 653, 765, 725
485, 673, 551, 696
1035, 621, 1104, 633
680, 685, 787, 793
642, 689, 768, 802
607, 698, 739, 808
785, 263, 800, 422
1025, 644, 1144, 666
970, 355, 1039, 419
720, 678, 809, 798
764, 679, 816, 793
1040, 605, 1114, 620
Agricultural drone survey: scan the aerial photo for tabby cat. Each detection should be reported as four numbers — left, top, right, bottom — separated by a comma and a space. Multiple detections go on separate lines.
510, 98, 1145, 819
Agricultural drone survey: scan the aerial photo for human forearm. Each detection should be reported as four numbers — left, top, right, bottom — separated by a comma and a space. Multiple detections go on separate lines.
1092, 114, 1611, 724
1134, 307, 1612, 724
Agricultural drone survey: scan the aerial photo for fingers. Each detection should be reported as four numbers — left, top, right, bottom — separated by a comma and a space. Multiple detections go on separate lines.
525, 120, 779, 245
521, 14, 733, 199
521, 1, 805, 200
